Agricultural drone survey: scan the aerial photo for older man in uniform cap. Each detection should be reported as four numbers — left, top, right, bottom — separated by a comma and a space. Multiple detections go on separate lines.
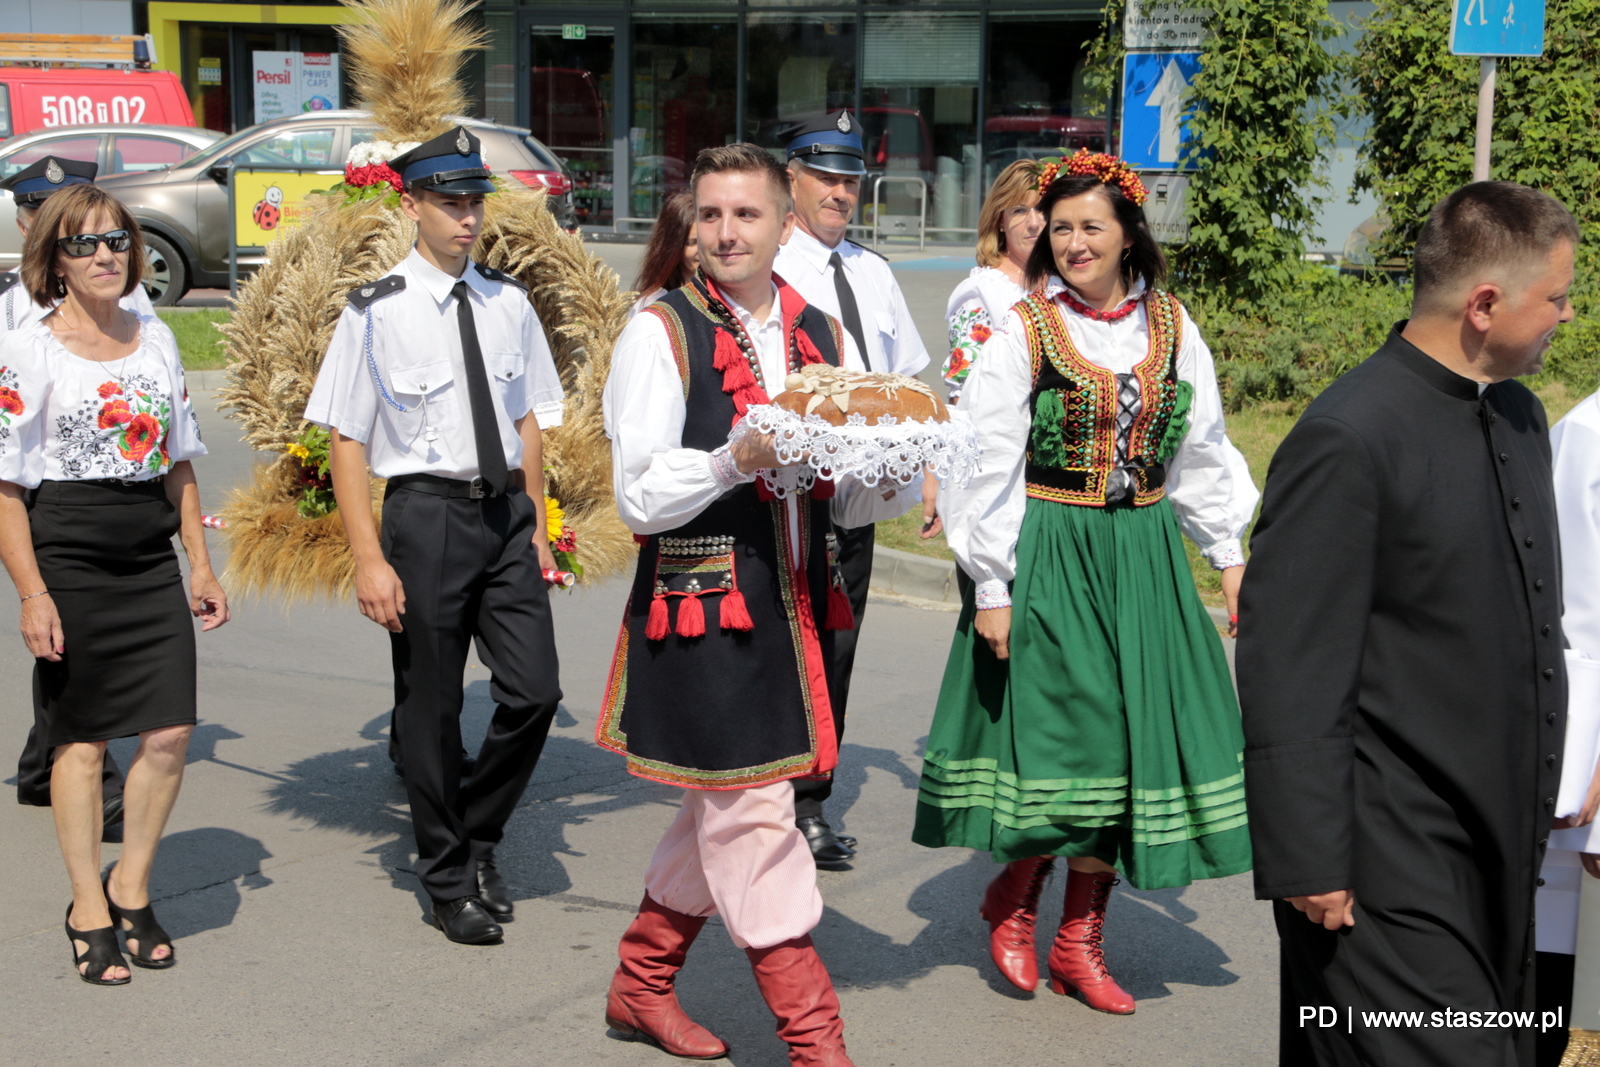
774, 111, 929, 867
2, 154, 153, 839
305, 125, 566, 945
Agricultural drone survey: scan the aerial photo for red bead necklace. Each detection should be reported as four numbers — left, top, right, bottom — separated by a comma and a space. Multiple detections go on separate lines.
1056, 287, 1141, 323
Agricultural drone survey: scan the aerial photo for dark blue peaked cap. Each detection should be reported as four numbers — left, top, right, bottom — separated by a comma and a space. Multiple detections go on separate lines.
0, 156, 98, 206
388, 126, 495, 195
784, 112, 866, 177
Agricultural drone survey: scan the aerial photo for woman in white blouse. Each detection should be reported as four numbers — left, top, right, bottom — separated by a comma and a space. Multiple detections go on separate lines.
912, 154, 1258, 1015
0, 184, 228, 986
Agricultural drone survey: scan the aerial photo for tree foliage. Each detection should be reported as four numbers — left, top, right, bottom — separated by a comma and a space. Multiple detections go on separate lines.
1174, 0, 1341, 304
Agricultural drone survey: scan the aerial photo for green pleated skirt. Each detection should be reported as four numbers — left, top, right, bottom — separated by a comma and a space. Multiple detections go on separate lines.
913, 496, 1251, 890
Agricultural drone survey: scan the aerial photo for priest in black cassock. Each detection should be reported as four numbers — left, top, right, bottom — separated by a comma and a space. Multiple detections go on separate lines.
1238, 181, 1580, 1067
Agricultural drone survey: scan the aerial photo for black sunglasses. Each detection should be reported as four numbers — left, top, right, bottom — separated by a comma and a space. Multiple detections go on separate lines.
56, 230, 132, 258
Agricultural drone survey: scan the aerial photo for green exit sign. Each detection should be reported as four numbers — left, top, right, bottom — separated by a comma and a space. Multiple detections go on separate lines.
562, 24, 586, 40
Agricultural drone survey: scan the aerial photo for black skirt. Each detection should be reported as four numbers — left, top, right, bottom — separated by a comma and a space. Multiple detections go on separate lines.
29, 479, 196, 747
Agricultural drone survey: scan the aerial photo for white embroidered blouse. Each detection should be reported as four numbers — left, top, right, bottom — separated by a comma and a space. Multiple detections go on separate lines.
942, 266, 1063, 401
0, 315, 205, 488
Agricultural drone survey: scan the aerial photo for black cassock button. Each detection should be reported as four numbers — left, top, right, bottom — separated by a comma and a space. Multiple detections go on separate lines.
1549, 713, 1558, 724
1540, 837, 1549, 848
1513, 497, 1522, 508
1545, 668, 1555, 679
1547, 798, 1555, 807
1548, 754, 1558, 766
1536, 579, 1546, 590
1539, 878, 1547, 887
1525, 537, 1535, 547
1500, 452, 1509, 463
1543, 625, 1552, 636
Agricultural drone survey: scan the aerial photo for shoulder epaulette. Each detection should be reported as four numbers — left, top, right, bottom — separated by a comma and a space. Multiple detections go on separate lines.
346, 275, 405, 310
0, 272, 18, 296
475, 263, 528, 291
845, 239, 888, 263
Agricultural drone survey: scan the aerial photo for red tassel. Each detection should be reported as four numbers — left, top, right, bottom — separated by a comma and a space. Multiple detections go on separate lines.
675, 594, 706, 638
719, 588, 754, 631
714, 330, 758, 392
795, 327, 826, 366
826, 581, 856, 631
646, 594, 670, 641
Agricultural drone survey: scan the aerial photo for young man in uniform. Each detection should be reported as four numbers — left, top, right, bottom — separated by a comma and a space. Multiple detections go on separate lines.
305, 126, 565, 945
2, 155, 154, 838
599, 142, 917, 1066
772, 112, 930, 866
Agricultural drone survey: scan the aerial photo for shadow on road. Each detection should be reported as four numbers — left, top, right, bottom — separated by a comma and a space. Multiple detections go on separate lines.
147, 826, 275, 942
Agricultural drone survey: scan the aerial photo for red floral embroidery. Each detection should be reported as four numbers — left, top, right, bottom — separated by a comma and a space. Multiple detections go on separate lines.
98, 398, 133, 428
97, 381, 121, 399
970, 324, 992, 344
947, 350, 970, 379
0, 387, 23, 416
120, 413, 161, 463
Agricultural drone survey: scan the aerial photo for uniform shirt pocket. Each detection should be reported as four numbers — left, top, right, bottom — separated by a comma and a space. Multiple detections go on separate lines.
386, 358, 458, 438
875, 310, 899, 368
486, 351, 528, 417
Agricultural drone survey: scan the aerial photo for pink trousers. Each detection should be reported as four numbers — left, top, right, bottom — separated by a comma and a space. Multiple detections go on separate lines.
643, 779, 823, 950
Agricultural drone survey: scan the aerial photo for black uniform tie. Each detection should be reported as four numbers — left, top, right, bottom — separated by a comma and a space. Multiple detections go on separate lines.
828, 250, 871, 370
452, 279, 508, 494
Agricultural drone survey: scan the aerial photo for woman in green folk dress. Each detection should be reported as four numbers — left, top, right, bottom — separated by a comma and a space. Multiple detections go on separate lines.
914, 152, 1257, 1014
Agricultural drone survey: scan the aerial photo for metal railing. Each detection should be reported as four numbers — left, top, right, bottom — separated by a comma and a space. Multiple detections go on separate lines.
869, 176, 927, 252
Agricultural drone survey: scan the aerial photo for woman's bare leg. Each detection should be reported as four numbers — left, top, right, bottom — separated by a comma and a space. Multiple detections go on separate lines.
106, 723, 192, 961
54, 740, 126, 981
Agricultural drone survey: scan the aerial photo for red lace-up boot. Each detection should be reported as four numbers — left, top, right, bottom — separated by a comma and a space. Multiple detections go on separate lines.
1045, 869, 1136, 1014
605, 894, 730, 1058
745, 935, 855, 1067
978, 857, 1054, 990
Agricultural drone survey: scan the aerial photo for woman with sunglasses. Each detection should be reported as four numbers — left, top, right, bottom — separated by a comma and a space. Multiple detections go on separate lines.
0, 183, 227, 986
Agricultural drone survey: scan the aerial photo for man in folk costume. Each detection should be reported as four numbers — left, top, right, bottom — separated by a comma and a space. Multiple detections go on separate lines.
773, 112, 930, 868
305, 126, 566, 946
599, 143, 918, 1065
1238, 182, 1579, 1066
3, 156, 155, 840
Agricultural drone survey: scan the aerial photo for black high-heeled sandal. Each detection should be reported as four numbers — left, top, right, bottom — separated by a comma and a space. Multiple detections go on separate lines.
104, 874, 175, 970
64, 905, 131, 986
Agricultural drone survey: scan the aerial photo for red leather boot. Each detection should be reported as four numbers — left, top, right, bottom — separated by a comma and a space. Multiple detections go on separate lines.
606, 894, 730, 1058
745, 935, 855, 1067
978, 856, 1054, 991
1045, 869, 1135, 1014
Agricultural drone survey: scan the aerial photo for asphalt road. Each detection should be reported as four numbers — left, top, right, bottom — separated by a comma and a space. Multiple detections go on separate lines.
0, 255, 1279, 1067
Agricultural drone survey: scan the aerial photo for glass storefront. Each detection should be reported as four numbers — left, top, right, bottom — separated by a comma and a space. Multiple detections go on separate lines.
176, 22, 350, 133
529, 23, 617, 226
629, 15, 738, 221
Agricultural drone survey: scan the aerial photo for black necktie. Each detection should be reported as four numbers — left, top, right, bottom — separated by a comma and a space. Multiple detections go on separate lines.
452, 279, 508, 494
828, 250, 871, 370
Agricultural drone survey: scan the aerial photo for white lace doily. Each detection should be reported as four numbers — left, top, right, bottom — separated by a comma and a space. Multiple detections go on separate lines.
729, 404, 981, 498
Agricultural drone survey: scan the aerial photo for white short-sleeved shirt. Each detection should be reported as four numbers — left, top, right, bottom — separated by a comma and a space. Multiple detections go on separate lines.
0, 314, 205, 487
775, 227, 929, 377
1, 272, 156, 333
304, 248, 565, 481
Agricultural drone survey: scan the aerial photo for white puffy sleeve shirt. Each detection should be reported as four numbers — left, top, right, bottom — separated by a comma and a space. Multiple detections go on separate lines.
0, 314, 205, 488
602, 288, 921, 537
304, 250, 565, 481
944, 287, 1257, 597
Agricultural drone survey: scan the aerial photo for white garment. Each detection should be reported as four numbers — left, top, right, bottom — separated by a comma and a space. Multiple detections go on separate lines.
944, 279, 1258, 598
774, 227, 929, 377
304, 248, 565, 480
602, 282, 920, 549
2, 273, 155, 333
1538, 392, 1600, 954
629, 286, 668, 320
0, 315, 205, 487
941, 266, 1063, 401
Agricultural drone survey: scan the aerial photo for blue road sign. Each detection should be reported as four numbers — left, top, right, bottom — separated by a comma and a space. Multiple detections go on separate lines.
1120, 51, 1203, 171
1450, 0, 1546, 57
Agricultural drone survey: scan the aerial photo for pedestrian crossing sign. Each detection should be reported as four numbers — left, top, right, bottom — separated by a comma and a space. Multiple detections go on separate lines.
1450, 0, 1545, 57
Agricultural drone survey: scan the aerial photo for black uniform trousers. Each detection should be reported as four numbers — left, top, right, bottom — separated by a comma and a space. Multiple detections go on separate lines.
16, 726, 124, 805
793, 521, 873, 819
382, 484, 561, 903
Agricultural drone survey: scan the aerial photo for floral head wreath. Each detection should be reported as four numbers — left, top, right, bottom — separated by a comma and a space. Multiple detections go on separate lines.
1034, 148, 1148, 207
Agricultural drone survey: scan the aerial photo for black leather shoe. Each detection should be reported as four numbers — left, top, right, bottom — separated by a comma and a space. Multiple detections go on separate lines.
477, 860, 513, 918
835, 833, 858, 850
798, 816, 855, 868
430, 896, 503, 944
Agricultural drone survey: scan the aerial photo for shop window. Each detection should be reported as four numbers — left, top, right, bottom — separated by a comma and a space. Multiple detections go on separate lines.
530, 24, 616, 227
746, 15, 857, 150
110, 136, 201, 173
1, 136, 102, 178
628, 16, 737, 223
984, 16, 1105, 194
862, 12, 979, 234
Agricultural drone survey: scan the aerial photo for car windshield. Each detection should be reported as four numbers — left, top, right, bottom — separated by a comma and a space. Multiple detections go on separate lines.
182, 127, 267, 170
521, 136, 561, 171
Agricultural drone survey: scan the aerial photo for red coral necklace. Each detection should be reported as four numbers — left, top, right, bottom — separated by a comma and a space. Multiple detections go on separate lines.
1056, 287, 1141, 323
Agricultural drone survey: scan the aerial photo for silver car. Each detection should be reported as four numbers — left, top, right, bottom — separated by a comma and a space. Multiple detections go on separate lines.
0, 123, 223, 296
94, 110, 577, 305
